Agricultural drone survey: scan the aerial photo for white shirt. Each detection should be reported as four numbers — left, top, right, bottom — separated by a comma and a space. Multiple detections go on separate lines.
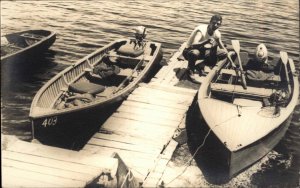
186, 24, 221, 47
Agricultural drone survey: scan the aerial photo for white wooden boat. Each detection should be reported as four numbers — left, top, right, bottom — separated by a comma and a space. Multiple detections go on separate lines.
198, 41, 299, 177
29, 38, 162, 137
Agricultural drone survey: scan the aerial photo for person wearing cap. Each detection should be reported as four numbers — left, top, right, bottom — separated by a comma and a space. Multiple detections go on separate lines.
184, 14, 228, 78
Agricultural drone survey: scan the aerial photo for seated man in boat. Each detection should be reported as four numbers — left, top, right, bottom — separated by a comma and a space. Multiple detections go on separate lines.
183, 14, 228, 78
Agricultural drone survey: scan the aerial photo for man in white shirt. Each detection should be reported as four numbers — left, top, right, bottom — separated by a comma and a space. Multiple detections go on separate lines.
184, 14, 228, 77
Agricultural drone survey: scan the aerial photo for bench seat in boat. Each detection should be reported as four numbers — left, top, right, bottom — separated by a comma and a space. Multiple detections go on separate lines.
211, 83, 275, 98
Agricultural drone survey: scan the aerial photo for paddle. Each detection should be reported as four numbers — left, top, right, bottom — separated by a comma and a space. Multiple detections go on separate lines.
280, 51, 291, 94
232, 40, 247, 89
113, 57, 144, 94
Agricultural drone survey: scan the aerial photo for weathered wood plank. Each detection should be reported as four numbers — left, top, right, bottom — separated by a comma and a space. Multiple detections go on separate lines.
2, 167, 59, 187
144, 82, 197, 95
160, 60, 186, 84
161, 139, 178, 160
127, 94, 190, 110
133, 86, 194, 103
3, 158, 93, 182
82, 145, 156, 177
91, 132, 164, 147
131, 90, 193, 105
82, 145, 157, 161
102, 117, 175, 138
2, 166, 86, 187
3, 150, 101, 176
121, 100, 187, 115
117, 105, 183, 122
87, 137, 161, 155
5, 140, 118, 171
113, 111, 180, 128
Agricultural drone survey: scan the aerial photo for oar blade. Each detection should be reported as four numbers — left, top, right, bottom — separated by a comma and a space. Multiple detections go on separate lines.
280, 51, 288, 64
231, 40, 240, 53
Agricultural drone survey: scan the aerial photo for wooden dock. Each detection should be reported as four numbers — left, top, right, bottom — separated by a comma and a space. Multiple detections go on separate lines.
2, 135, 118, 188
3, 42, 202, 187
82, 43, 200, 187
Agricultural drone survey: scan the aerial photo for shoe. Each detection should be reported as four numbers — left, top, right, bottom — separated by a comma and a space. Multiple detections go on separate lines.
188, 69, 198, 80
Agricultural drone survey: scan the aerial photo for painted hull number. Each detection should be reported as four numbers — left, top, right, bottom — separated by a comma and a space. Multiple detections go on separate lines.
42, 116, 58, 127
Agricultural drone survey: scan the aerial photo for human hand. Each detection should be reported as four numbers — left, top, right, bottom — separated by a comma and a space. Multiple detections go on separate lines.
209, 38, 217, 46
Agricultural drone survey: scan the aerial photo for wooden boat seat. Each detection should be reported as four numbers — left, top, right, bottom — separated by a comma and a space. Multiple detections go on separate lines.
211, 83, 275, 98
20, 33, 42, 40
220, 69, 281, 82
69, 82, 105, 95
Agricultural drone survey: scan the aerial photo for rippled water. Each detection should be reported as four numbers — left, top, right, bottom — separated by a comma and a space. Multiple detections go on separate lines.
1, 0, 299, 186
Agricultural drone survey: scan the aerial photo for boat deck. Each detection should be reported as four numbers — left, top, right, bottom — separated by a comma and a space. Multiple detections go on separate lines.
3, 43, 202, 187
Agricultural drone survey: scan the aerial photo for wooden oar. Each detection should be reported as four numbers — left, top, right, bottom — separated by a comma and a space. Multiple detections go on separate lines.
232, 40, 247, 89
280, 51, 291, 94
113, 58, 144, 94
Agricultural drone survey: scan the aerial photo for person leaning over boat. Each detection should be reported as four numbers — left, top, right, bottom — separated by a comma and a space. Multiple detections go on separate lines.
183, 14, 228, 78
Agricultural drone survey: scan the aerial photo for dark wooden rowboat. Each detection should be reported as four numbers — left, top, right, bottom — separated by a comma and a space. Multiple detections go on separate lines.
1, 29, 56, 64
198, 46, 299, 177
29, 38, 162, 137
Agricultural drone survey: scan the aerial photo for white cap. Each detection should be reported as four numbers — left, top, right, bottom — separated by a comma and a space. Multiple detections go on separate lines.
134, 26, 147, 35
255, 43, 268, 63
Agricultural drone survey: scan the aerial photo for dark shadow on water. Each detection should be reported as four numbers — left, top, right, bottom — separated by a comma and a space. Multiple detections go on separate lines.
250, 107, 300, 187
185, 98, 231, 185
1, 50, 58, 92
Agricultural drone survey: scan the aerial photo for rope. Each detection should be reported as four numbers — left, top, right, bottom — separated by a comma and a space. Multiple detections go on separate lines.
164, 127, 213, 186
120, 169, 133, 188
163, 110, 240, 186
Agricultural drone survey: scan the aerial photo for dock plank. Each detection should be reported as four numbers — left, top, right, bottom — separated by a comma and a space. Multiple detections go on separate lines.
113, 111, 180, 128
3, 150, 101, 176
133, 86, 194, 103
3, 158, 93, 182
121, 100, 187, 115
145, 82, 197, 95
2, 167, 60, 187
103, 117, 174, 138
117, 105, 183, 122
91, 132, 164, 147
127, 94, 190, 110
5, 140, 118, 172
2, 166, 86, 187
87, 137, 161, 155
82, 145, 155, 178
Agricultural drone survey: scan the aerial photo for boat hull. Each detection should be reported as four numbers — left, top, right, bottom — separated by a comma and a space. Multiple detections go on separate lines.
197, 51, 299, 178
29, 39, 163, 138
228, 113, 293, 177
1, 30, 56, 65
